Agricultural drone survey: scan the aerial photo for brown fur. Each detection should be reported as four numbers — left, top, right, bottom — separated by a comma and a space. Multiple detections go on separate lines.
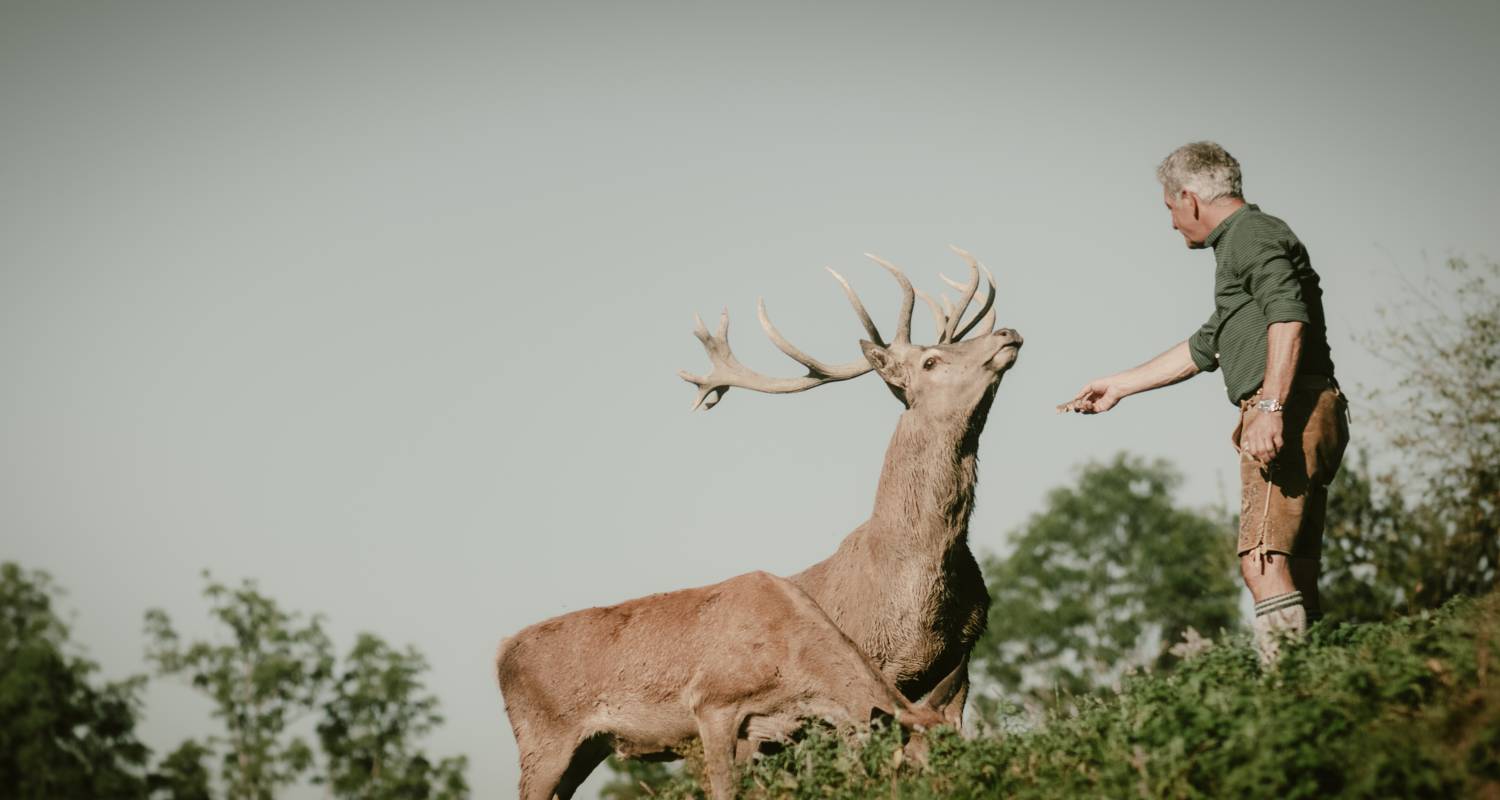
792, 329, 1022, 724
497, 571, 954, 800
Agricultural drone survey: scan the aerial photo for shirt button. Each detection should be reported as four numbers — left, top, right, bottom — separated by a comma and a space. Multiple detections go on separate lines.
1215, 352, 1221, 359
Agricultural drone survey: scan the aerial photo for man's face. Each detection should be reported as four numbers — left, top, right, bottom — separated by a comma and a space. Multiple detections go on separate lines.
1164, 188, 1207, 250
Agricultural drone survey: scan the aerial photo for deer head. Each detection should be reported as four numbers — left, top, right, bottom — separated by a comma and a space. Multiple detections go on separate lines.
680, 246, 1022, 414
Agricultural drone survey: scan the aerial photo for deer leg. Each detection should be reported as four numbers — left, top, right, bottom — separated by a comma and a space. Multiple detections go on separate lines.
936, 672, 970, 728
517, 732, 609, 800
518, 748, 572, 800
695, 707, 743, 800
553, 734, 612, 800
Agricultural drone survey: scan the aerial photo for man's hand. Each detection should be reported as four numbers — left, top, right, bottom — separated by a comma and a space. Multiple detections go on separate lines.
1057, 378, 1127, 414
1240, 410, 1284, 465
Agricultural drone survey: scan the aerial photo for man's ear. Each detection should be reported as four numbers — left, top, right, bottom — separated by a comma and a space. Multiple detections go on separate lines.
860, 340, 906, 389
1185, 190, 1202, 220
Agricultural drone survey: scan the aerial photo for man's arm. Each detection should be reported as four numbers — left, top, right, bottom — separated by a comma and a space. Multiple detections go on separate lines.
1239, 321, 1305, 463
1059, 340, 1201, 414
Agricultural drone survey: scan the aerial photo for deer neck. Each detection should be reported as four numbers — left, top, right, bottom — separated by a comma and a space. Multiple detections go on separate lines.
868, 387, 995, 554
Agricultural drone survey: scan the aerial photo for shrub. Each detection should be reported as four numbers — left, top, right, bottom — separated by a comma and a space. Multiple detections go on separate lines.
621, 592, 1500, 799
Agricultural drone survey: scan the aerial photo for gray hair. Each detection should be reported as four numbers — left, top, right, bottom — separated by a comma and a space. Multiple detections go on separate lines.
1156, 141, 1243, 202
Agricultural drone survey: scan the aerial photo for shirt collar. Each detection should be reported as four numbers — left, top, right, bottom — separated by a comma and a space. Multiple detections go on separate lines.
1204, 203, 1256, 249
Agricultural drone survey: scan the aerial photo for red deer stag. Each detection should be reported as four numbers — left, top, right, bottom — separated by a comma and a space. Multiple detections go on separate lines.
497, 570, 958, 800
680, 247, 1022, 726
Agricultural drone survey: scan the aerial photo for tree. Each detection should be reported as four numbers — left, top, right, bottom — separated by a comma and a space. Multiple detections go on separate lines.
1320, 452, 1423, 622
1320, 256, 1500, 620
144, 573, 335, 800
148, 739, 214, 800
1361, 256, 1499, 606
0, 561, 151, 798
316, 633, 469, 799
970, 455, 1240, 719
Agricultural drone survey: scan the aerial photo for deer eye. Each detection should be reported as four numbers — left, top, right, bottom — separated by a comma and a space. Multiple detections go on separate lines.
922, 356, 940, 371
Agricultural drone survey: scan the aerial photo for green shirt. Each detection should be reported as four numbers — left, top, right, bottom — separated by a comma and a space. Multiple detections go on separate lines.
1187, 204, 1336, 404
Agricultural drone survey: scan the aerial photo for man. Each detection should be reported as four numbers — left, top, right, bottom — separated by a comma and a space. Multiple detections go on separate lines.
1061, 141, 1349, 665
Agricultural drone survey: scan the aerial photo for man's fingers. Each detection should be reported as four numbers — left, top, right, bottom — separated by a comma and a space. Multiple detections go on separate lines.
1056, 387, 1096, 414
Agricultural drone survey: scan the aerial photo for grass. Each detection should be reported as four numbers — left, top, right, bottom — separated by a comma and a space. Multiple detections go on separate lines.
604, 592, 1500, 799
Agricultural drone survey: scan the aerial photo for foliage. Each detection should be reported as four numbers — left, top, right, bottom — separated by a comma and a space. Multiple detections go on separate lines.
148, 739, 214, 800
144, 574, 469, 800
599, 756, 681, 799
625, 591, 1500, 799
1319, 256, 1500, 623
1321, 452, 1423, 622
969, 454, 1240, 718
0, 562, 151, 799
317, 633, 469, 799
1355, 255, 1500, 610
144, 573, 336, 800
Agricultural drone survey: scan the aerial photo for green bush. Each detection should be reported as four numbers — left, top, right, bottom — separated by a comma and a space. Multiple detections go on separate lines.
618, 592, 1500, 799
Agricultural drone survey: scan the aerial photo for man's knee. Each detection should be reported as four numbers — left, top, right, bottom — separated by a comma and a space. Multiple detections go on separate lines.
1239, 552, 1296, 598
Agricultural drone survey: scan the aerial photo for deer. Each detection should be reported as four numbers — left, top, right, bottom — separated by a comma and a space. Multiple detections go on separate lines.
679, 247, 1023, 727
496, 570, 960, 800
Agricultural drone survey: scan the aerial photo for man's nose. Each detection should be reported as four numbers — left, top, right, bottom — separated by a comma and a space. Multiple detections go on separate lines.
995, 328, 1023, 345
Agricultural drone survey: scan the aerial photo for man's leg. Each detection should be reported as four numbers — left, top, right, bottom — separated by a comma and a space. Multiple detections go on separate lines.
1239, 447, 1311, 666
1239, 552, 1296, 601
1289, 557, 1322, 622
1237, 397, 1323, 666
1240, 551, 1306, 667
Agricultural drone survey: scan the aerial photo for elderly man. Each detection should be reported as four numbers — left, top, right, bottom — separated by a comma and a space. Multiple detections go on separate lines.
1062, 141, 1349, 664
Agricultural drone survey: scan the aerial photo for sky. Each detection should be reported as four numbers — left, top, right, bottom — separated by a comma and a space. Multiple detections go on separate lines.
3, 0, 1499, 796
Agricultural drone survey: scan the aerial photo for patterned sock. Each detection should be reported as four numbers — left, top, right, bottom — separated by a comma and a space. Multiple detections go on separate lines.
1252, 590, 1306, 667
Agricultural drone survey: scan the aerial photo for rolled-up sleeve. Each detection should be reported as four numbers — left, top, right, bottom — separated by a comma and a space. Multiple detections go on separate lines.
1247, 245, 1312, 325
1187, 310, 1220, 373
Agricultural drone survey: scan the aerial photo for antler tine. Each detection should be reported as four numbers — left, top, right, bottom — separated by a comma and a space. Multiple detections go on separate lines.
914, 289, 949, 342
679, 301, 875, 411
953, 264, 997, 341
942, 246, 982, 342
757, 299, 872, 378
939, 295, 957, 342
825, 267, 885, 347
973, 303, 997, 337
863, 253, 915, 345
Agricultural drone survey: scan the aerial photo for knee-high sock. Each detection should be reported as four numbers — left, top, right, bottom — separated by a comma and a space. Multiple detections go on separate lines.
1253, 590, 1306, 667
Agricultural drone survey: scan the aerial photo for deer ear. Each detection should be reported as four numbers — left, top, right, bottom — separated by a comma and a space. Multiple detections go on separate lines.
860, 340, 906, 389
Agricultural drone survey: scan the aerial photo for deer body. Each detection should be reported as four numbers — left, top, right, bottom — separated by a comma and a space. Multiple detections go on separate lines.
497, 570, 950, 800
495, 249, 1019, 798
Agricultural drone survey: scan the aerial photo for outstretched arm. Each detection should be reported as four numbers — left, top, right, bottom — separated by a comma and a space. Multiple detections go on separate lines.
1060, 340, 1200, 414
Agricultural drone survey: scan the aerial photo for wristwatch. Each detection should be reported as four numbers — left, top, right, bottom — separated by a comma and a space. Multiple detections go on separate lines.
1254, 398, 1285, 414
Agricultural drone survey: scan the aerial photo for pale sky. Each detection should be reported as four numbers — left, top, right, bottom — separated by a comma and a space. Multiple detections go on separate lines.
3, 1, 1498, 797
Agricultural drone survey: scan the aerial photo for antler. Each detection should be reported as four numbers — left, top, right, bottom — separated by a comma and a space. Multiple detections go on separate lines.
916, 246, 998, 344
679, 248, 995, 411
678, 261, 915, 411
